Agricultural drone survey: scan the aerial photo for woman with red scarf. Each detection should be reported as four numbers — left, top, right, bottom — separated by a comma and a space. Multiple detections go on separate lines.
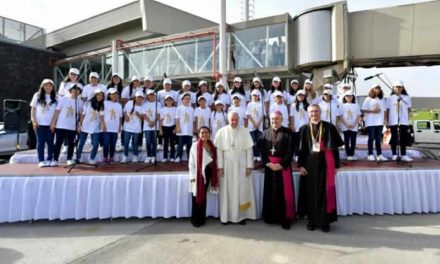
188, 126, 219, 227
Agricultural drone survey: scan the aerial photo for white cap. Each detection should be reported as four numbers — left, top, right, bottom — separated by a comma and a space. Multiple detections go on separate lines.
94, 88, 104, 95
215, 81, 224, 88
144, 76, 153, 82
107, 88, 118, 94
323, 83, 333, 89
342, 83, 351, 89
253, 77, 262, 84
323, 89, 332, 95
251, 89, 261, 96
163, 78, 172, 85
135, 91, 145, 97
197, 95, 206, 101
198, 80, 208, 87
165, 94, 174, 101
290, 79, 299, 85
41, 79, 54, 86
111, 72, 121, 78
304, 79, 313, 85
371, 83, 380, 89
89, 72, 99, 79
272, 76, 281, 83
182, 80, 191, 87
343, 91, 354, 97
393, 80, 404, 87
146, 89, 155, 95
68, 84, 82, 91
296, 90, 306, 96
233, 77, 242, 83
69, 68, 80, 75
131, 75, 140, 82
214, 100, 223, 105
181, 92, 191, 100
272, 91, 283, 98
231, 93, 242, 100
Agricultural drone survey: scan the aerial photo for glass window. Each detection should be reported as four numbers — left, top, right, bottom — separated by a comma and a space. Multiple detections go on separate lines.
4, 19, 24, 42
433, 121, 440, 130
417, 121, 430, 130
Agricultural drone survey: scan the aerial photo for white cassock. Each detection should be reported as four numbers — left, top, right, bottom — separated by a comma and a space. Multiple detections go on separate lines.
214, 125, 256, 223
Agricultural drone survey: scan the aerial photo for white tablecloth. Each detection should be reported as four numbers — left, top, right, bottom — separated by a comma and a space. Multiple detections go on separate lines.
1, 169, 439, 223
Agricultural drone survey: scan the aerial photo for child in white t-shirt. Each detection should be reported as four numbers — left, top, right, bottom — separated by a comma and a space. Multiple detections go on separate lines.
30, 79, 58, 167
269, 91, 289, 128
50, 84, 84, 166
228, 77, 248, 108
177, 80, 196, 108
213, 82, 231, 111
82, 72, 107, 102
175, 93, 194, 162
102, 88, 122, 164
319, 91, 342, 126
143, 90, 161, 164
196, 80, 214, 108
228, 94, 247, 127
289, 90, 309, 160
122, 91, 146, 163
246, 89, 265, 161
194, 96, 211, 130
159, 95, 177, 162
76, 89, 105, 164
120, 76, 143, 105
340, 92, 361, 161
210, 100, 228, 141
158, 78, 178, 106
57, 68, 83, 97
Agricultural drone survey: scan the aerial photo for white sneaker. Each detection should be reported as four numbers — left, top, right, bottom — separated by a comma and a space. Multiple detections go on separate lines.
67, 159, 76, 166
377, 154, 388, 161
61, 145, 68, 154
157, 144, 163, 150
89, 159, 96, 165
50, 160, 58, 167
116, 145, 123, 152
401, 155, 413, 162
151, 157, 156, 163
38, 161, 47, 168
347, 156, 353, 161
121, 155, 128, 163
294, 156, 298, 162
132, 156, 139, 163
174, 157, 181, 163
161, 158, 168, 163
170, 158, 175, 162
144, 157, 151, 164
351, 156, 358, 161
367, 155, 376, 161
392, 155, 398, 161
256, 157, 261, 162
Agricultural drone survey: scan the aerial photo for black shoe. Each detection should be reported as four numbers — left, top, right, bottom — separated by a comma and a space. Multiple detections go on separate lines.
221, 222, 229, 225
238, 220, 247, 225
321, 225, 330, 233
282, 222, 291, 230
307, 222, 316, 231
193, 223, 201, 228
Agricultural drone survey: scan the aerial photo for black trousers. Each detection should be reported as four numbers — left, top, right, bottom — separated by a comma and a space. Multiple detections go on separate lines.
191, 164, 212, 227
389, 125, 409, 156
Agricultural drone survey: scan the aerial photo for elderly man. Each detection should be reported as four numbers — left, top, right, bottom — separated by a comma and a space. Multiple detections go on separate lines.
297, 104, 343, 232
215, 111, 256, 224
257, 111, 295, 230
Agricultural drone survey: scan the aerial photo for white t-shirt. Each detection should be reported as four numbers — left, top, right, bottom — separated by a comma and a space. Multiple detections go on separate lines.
177, 91, 196, 107
175, 105, 194, 136
194, 107, 211, 130
319, 101, 342, 125
214, 93, 231, 107
143, 101, 161, 131
228, 90, 247, 108
55, 97, 84, 131
246, 101, 264, 131
362, 97, 386, 127
58, 82, 84, 97
81, 102, 104, 134
290, 103, 309, 132
286, 93, 296, 106
82, 84, 107, 101
123, 100, 145, 133
228, 105, 247, 127
210, 111, 228, 139
269, 103, 289, 128
199, 92, 214, 107
250, 89, 269, 103
340, 103, 361, 132
103, 101, 123, 133
159, 106, 177, 127
121, 86, 144, 100
30, 93, 58, 126
158, 90, 178, 105
268, 90, 288, 106
386, 94, 412, 126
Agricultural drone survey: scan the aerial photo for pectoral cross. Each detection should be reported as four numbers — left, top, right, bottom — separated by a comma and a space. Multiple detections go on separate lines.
270, 146, 276, 155
109, 109, 116, 120
66, 106, 74, 118
183, 112, 190, 124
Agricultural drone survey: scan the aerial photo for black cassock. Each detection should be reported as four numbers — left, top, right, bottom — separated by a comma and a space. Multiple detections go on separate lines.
257, 127, 295, 225
297, 121, 343, 227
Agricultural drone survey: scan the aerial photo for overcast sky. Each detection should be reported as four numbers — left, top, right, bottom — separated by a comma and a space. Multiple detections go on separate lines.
1, 0, 439, 97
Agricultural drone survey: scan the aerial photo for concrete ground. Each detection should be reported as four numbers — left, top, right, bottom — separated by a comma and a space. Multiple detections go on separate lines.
0, 214, 439, 264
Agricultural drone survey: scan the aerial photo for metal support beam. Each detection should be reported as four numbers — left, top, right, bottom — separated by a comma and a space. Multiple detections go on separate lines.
111, 40, 119, 75
219, 0, 228, 88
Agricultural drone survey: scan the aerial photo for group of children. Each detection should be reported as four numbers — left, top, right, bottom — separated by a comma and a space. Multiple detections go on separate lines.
30, 67, 412, 167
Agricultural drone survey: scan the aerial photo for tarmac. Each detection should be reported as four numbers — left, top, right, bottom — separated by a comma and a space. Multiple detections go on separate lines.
0, 214, 439, 264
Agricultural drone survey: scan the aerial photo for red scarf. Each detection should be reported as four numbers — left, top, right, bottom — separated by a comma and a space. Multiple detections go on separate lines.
196, 139, 218, 205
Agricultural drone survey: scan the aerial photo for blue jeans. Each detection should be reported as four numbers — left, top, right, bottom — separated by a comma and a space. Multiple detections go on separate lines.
177, 135, 192, 159
103, 132, 118, 159
77, 132, 101, 161
123, 131, 140, 157
367, 126, 383, 155
36, 125, 54, 162
144, 130, 157, 157
162, 125, 176, 159
343, 130, 357, 157
54, 128, 76, 161
249, 130, 262, 157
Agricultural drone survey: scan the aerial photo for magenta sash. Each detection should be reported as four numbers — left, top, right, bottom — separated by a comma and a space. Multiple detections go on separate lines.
321, 142, 336, 214
269, 156, 296, 220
